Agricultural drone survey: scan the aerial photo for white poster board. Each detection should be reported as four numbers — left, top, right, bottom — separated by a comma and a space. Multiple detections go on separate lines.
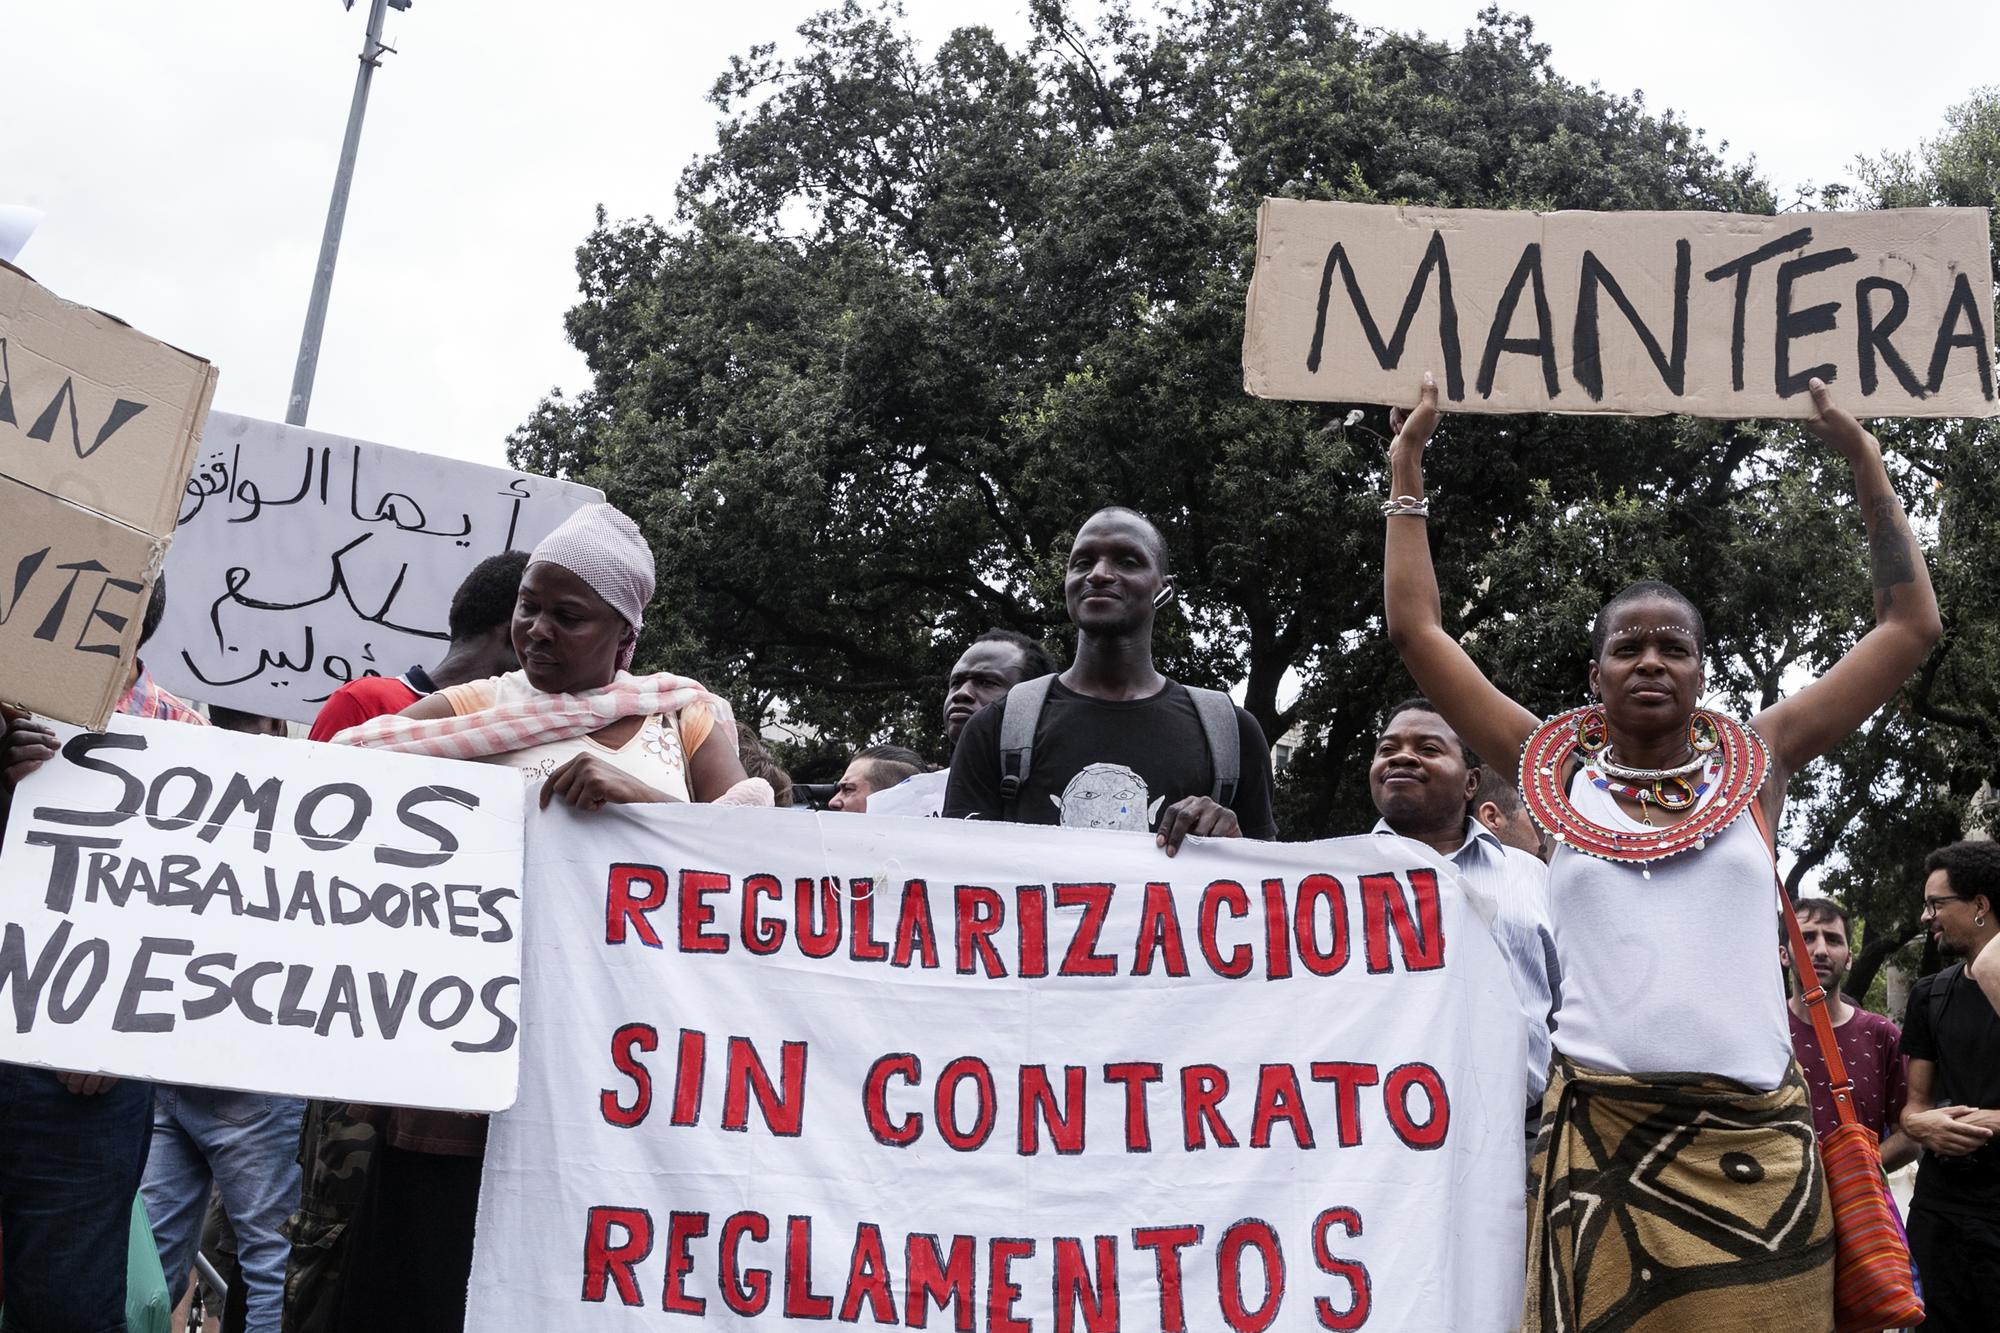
152, 411, 603, 723
0, 715, 525, 1111
468, 805, 1529, 1329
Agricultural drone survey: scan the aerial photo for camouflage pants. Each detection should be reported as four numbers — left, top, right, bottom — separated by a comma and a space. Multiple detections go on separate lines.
279, 1102, 379, 1333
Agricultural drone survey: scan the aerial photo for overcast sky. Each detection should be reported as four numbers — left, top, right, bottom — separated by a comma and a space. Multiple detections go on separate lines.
6, 1, 1994, 470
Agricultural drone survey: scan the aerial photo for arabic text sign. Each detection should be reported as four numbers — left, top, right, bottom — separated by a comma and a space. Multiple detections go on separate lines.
1243, 201, 1998, 417
467, 807, 1528, 1329
0, 716, 525, 1110
0, 262, 218, 727
153, 412, 603, 723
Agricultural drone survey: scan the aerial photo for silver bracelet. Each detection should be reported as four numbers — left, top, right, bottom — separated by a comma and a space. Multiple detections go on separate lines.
1381, 495, 1430, 518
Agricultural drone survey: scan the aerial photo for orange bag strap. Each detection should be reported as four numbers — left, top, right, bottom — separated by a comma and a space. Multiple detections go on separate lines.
1750, 799, 1858, 1128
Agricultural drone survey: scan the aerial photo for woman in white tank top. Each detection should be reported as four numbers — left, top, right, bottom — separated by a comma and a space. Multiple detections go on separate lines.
1382, 374, 1940, 1333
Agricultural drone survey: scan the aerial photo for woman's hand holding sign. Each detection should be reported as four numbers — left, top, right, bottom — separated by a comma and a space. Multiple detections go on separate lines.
539, 754, 675, 812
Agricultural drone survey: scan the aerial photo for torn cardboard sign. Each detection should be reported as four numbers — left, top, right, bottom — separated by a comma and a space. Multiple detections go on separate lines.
1242, 201, 1997, 418
1, 262, 219, 728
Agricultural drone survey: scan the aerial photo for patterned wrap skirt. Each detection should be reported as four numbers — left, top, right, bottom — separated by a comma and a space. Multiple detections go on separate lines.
1524, 1057, 1835, 1332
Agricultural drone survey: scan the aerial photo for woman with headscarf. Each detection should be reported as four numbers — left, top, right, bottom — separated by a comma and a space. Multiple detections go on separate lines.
327, 502, 768, 1330
1382, 376, 1940, 1331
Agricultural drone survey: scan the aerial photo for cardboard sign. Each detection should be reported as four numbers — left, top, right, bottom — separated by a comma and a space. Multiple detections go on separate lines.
1242, 201, 1997, 418
0, 262, 218, 727
0, 715, 525, 1110
467, 806, 1529, 1329
152, 411, 603, 724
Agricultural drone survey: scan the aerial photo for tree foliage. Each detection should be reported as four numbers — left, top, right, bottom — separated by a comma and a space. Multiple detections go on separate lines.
512, 4, 1998, 996
1817, 86, 2000, 997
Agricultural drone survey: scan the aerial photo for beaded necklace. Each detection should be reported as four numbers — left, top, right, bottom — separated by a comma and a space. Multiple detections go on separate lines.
1581, 756, 1722, 823
1519, 705, 1766, 869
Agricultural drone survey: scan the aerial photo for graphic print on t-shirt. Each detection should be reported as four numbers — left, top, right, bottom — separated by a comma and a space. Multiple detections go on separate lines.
1051, 762, 1165, 831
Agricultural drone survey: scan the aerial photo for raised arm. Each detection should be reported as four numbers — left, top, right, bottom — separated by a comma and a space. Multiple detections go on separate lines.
1751, 379, 1942, 784
1972, 933, 2000, 1016
1383, 375, 1539, 770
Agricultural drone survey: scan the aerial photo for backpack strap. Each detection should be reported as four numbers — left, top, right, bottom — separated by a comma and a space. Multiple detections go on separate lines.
1185, 686, 1240, 807
1930, 961, 1965, 1033
1751, 800, 1858, 1128
997, 675, 1056, 821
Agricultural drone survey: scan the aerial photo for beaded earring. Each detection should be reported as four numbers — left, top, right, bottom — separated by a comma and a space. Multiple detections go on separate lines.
1577, 707, 1610, 755
1689, 711, 1720, 754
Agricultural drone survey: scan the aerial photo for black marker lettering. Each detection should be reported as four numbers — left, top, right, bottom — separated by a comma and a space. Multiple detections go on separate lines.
25, 830, 122, 912
378, 785, 477, 868
73, 574, 145, 657
114, 937, 193, 1033
231, 960, 282, 1024
182, 952, 238, 1020
1476, 243, 1559, 400
48, 934, 111, 1025
1854, 277, 1926, 397
1926, 272, 1996, 400
478, 888, 518, 943
1307, 231, 1466, 400
0, 919, 73, 1032
198, 773, 283, 853
452, 975, 520, 1054
315, 965, 364, 1038
1773, 247, 1857, 396
1702, 227, 1812, 391
277, 964, 320, 1028
32, 732, 147, 828
369, 970, 417, 1039
1573, 241, 1689, 400
295, 783, 370, 852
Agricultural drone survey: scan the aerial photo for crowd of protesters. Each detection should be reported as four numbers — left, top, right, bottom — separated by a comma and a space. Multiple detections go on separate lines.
2, 384, 1998, 1331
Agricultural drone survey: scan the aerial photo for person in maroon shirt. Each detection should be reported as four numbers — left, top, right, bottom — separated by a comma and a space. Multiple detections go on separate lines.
1782, 897, 1917, 1169
306, 549, 529, 741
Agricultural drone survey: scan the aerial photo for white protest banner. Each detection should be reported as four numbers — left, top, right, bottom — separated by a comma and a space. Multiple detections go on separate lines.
152, 411, 603, 723
1, 261, 219, 728
0, 715, 524, 1110
1243, 200, 1998, 418
468, 805, 1528, 1330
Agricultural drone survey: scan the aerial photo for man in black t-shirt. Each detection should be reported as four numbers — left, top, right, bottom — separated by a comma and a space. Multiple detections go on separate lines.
1900, 840, 2000, 1331
944, 507, 1276, 852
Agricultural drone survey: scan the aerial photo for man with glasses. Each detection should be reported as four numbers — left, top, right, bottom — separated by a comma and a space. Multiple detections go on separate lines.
1899, 840, 2000, 1331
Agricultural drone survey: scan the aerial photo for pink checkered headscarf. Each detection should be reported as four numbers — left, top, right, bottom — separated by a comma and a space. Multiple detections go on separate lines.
531, 503, 654, 671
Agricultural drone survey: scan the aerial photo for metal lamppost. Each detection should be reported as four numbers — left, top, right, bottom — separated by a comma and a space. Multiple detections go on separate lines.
285, 0, 411, 427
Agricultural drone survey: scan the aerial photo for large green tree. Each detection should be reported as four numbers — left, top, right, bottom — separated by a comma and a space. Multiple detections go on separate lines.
513, 1, 1766, 753
512, 3, 1996, 1002
1807, 87, 2000, 998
